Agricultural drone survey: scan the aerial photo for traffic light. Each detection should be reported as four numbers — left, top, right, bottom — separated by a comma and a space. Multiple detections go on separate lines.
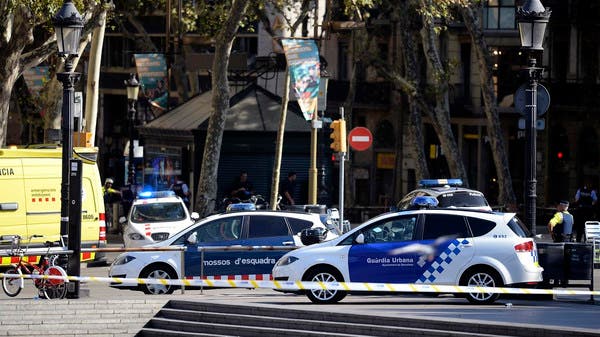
330, 119, 347, 152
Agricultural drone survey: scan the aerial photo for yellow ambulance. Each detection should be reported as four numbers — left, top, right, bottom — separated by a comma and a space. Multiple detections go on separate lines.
0, 147, 107, 265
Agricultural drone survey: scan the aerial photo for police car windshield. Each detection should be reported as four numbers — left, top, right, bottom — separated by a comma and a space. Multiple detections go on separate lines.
131, 202, 186, 223
436, 192, 489, 208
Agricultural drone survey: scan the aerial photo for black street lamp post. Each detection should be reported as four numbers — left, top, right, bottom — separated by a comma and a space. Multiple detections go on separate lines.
125, 74, 140, 185
53, 0, 83, 296
517, 0, 551, 235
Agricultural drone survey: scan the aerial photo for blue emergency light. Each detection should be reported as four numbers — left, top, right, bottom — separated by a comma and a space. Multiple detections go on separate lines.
226, 203, 256, 212
410, 196, 439, 208
419, 178, 463, 187
137, 190, 176, 199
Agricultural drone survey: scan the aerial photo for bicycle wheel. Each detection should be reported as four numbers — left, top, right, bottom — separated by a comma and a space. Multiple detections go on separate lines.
42, 266, 67, 299
2, 267, 23, 297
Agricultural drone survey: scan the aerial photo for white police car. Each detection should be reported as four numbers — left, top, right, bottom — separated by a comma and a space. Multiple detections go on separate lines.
272, 200, 543, 304
121, 191, 200, 248
109, 210, 339, 294
396, 179, 492, 212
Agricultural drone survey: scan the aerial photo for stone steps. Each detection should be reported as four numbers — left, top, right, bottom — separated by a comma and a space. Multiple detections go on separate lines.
137, 300, 516, 337
0, 299, 167, 337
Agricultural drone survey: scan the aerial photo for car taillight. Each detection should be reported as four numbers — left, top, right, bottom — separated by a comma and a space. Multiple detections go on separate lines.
99, 213, 106, 241
514, 240, 534, 252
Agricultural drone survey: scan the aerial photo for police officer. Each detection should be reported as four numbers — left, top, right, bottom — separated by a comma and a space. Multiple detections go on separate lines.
102, 178, 122, 232
547, 200, 574, 243
574, 184, 597, 242
170, 175, 190, 209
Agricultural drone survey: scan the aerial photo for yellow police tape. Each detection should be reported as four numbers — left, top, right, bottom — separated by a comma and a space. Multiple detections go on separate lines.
1, 273, 599, 296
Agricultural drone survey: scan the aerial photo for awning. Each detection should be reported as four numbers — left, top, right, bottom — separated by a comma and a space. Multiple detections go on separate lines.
138, 85, 310, 139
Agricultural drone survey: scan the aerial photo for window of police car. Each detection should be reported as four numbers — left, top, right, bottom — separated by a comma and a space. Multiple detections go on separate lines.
174, 216, 243, 244
287, 217, 316, 235
131, 202, 186, 223
340, 215, 417, 244
422, 214, 470, 240
436, 192, 487, 208
465, 217, 497, 237
507, 216, 531, 237
248, 215, 290, 238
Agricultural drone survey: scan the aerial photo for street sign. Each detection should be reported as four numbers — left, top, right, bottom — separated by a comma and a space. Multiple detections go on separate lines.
348, 127, 373, 151
514, 84, 550, 117
518, 118, 545, 130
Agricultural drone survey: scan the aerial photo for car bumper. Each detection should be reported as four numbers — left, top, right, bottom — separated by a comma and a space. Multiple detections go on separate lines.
272, 263, 305, 283
108, 259, 145, 288
122, 226, 157, 248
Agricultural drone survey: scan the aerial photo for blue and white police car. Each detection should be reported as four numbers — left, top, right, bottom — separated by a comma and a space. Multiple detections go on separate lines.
109, 210, 339, 294
121, 190, 200, 248
396, 179, 492, 212
272, 201, 543, 304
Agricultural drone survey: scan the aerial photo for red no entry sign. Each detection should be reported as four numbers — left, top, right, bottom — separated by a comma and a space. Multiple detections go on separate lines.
348, 127, 373, 151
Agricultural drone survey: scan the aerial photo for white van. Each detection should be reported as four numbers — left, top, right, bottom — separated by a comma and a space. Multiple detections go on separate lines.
0, 147, 107, 265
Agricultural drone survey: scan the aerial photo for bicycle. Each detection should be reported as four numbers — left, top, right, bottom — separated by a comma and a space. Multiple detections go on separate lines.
2, 234, 68, 299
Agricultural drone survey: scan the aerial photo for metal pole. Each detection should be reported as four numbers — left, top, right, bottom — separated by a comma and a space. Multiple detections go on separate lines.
308, 115, 318, 205
338, 107, 345, 233
525, 57, 538, 235
67, 159, 82, 298
180, 248, 185, 294
57, 58, 80, 255
128, 101, 136, 185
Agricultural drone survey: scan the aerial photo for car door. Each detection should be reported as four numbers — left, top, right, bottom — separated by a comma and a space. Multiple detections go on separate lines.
415, 213, 474, 284
347, 214, 421, 283
235, 214, 296, 276
180, 215, 245, 277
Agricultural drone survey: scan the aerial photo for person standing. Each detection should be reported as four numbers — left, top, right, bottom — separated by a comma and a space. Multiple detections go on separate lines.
280, 171, 297, 207
574, 183, 597, 242
102, 178, 122, 232
547, 200, 574, 243
170, 175, 191, 209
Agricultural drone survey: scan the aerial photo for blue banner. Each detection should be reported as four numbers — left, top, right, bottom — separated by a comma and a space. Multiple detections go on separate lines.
134, 53, 168, 112
281, 39, 320, 120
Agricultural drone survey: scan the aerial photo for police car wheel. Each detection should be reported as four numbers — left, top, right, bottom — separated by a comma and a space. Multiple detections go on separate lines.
304, 267, 346, 304
461, 268, 502, 304
140, 264, 177, 295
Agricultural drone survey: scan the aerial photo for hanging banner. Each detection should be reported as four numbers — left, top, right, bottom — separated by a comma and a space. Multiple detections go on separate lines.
281, 39, 320, 120
22, 66, 50, 96
134, 53, 168, 113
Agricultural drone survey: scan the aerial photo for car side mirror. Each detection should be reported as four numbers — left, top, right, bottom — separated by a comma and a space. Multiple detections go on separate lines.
186, 232, 198, 245
119, 216, 127, 224
355, 233, 365, 244
190, 212, 200, 221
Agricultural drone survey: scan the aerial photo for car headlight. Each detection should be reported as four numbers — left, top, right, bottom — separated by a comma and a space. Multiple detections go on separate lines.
128, 233, 144, 240
275, 256, 298, 267
113, 255, 136, 265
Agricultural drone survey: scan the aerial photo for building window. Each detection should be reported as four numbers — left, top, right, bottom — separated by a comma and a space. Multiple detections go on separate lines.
484, 0, 516, 30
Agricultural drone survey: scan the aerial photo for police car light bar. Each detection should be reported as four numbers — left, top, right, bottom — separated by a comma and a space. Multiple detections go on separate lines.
137, 190, 176, 199
419, 179, 463, 187
226, 203, 257, 212
411, 196, 439, 208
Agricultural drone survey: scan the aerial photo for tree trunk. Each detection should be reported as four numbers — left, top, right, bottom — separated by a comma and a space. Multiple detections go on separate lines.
397, 3, 430, 180
420, 16, 468, 183
459, 4, 517, 209
194, 0, 249, 217
85, 9, 108, 146
0, 4, 32, 147
270, 70, 291, 210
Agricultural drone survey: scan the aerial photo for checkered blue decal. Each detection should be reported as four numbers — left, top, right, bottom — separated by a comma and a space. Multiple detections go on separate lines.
416, 239, 469, 283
